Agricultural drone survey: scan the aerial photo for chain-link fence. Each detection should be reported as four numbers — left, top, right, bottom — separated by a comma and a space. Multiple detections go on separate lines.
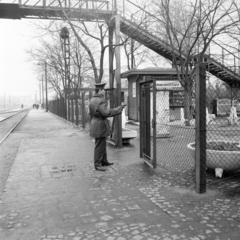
138, 66, 240, 181
148, 77, 195, 173
126, 65, 238, 193
206, 76, 240, 178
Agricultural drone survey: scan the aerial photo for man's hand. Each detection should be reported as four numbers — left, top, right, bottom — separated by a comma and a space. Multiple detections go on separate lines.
121, 104, 127, 110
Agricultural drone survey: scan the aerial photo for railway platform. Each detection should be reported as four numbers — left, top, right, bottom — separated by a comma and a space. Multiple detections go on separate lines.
0, 109, 240, 240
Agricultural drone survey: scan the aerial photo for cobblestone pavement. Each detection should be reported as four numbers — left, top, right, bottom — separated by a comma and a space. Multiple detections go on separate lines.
0, 110, 240, 240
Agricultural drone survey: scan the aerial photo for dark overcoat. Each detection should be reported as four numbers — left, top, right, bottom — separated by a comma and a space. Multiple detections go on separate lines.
89, 93, 122, 138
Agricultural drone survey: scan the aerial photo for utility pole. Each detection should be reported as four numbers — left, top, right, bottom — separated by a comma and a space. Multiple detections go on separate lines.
45, 61, 48, 112
41, 75, 44, 109
39, 79, 42, 105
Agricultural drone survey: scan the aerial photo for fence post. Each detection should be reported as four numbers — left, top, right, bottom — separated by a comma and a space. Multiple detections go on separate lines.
81, 92, 86, 128
57, 98, 59, 116
75, 90, 79, 125
222, 48, 224, 65
68, 98, 71, 121
195, 60, 207, 194
63, 98, 66, 119
71, 98, 74, 122
62, 97, 65, 118
234, 56, 236, 73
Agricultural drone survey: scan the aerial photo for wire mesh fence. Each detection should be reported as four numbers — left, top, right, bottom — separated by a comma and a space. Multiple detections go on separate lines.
151, 80, 195, 173
48, 89, 93, 128
137, 65, 240, 183
205, 77, 240, 177
151, 73, 240, 178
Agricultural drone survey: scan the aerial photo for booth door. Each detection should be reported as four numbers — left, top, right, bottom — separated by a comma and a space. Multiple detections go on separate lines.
140, 81, 157, 168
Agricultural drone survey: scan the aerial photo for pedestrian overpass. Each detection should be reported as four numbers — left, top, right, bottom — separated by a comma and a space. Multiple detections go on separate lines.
1, 0, 240, 86
0, 0, 113, 20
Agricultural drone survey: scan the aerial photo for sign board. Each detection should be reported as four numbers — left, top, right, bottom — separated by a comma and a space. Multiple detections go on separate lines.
169, 91, 184, 108
156, 81, 182, 91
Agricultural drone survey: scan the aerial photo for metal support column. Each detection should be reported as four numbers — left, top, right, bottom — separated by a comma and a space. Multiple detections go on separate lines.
195, 61, 206, 193
108, 25, 114, 108
114, 14, 122, 147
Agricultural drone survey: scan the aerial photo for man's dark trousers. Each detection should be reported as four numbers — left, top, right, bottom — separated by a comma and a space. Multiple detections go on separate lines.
94, 137, 107, 167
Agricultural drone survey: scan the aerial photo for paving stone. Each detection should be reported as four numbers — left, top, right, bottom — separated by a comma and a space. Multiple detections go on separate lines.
1, 110, 240, 240
100, 215, 113, 221
132, 236, 143, 240
68, 232, 76, 236
73, 237, 81, 240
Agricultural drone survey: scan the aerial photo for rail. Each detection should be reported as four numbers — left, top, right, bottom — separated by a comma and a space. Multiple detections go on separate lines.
0, 109, 29, 145
208, 40, 240, 75
0, 109, 26, 122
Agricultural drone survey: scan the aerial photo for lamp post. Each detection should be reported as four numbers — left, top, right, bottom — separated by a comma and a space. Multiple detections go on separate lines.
60, 26, 70, 120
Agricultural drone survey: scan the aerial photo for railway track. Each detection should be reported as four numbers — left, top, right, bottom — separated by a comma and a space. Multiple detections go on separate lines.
0, 109, 29, 144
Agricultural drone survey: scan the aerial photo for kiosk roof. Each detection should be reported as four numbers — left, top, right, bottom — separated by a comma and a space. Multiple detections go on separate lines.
121, 68, 181, 78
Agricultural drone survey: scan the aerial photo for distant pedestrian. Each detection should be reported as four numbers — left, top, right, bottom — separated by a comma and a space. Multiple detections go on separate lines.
89, 83, 126, 171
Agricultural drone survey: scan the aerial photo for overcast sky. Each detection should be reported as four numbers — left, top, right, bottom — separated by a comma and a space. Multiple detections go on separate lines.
0, 19, 39, 97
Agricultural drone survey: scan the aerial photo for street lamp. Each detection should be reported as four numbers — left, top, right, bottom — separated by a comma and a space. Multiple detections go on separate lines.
60, 27, 69, 39
60, 26, 70, 120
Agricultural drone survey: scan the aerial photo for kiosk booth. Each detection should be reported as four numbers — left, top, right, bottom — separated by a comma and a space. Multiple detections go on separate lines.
121, 68, 184, 168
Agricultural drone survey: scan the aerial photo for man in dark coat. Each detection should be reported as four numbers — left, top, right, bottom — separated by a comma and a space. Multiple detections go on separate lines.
89, 83, 125, 171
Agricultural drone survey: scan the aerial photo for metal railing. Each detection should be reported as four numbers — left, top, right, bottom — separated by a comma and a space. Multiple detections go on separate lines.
116, 0, 240, 76
1, 0, 112, 10
207, 40, 240, 75
118, 0, 162, 35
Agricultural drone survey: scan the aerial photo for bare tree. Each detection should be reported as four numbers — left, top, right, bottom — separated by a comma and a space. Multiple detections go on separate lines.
30, 39, 65, 98
222, 0, 240, 73
153, 0, 239, 125
55, 0, 115, 84
121, 36, 151, 70
29, 25, 91, 99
